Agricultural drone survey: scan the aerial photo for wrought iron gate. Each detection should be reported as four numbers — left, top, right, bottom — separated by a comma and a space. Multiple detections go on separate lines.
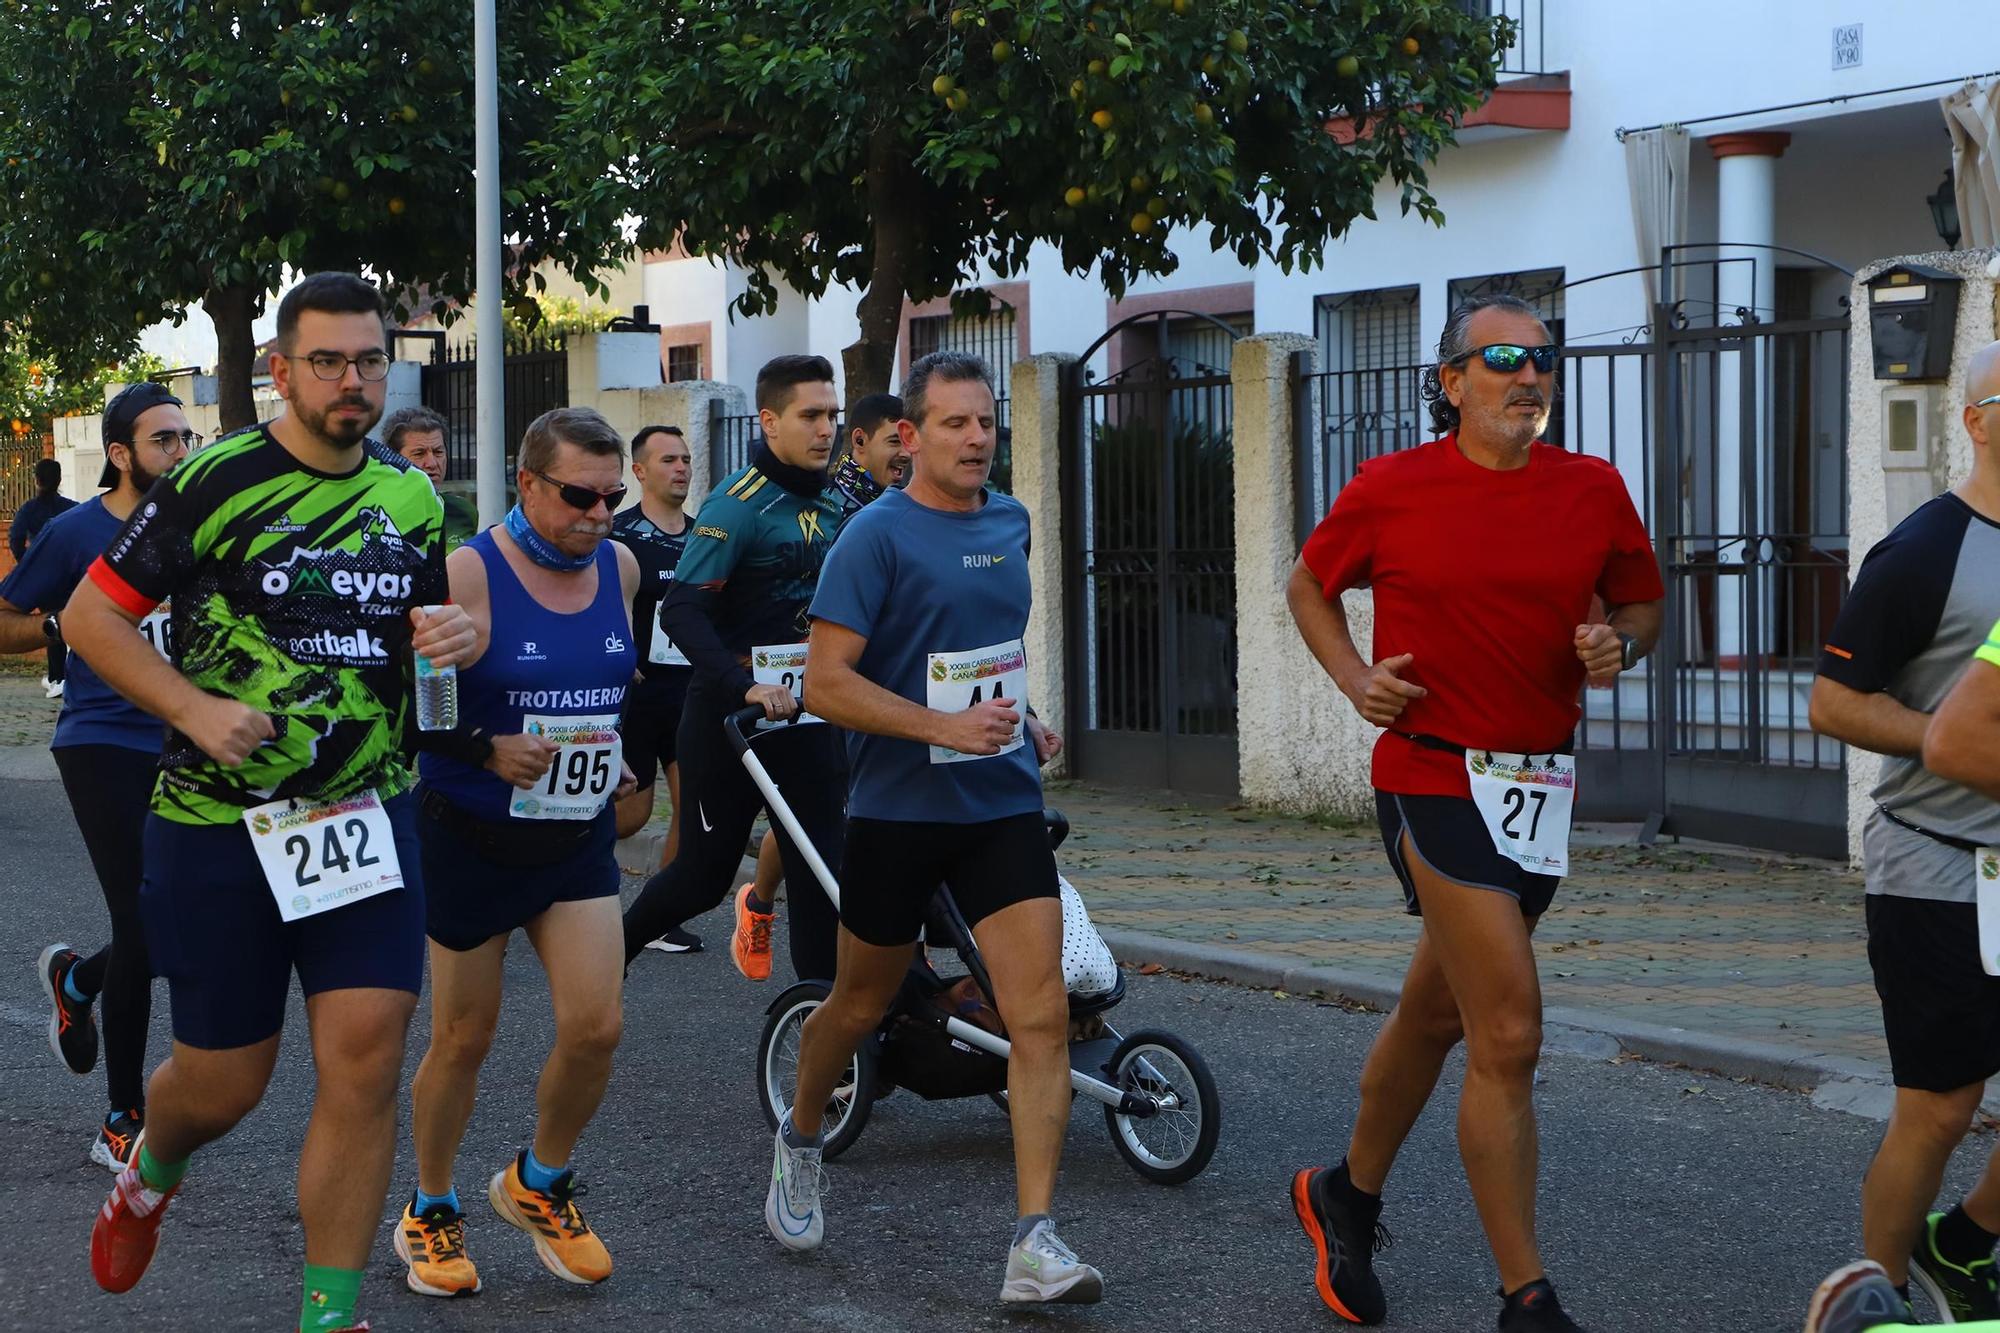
1062, 311, 1240, 795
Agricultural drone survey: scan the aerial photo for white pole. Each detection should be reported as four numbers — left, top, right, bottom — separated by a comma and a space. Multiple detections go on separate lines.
473, 0, 505, 527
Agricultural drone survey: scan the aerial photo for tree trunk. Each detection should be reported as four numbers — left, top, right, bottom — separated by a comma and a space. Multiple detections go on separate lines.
204, 283, 258, 434
840, 126, 920, 401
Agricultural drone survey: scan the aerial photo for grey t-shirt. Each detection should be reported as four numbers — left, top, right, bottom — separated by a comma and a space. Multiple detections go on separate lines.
1819, 494, 2000, 900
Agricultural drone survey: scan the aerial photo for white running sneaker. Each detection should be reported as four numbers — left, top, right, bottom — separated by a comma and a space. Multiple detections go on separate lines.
1001, 1220, 1104, 1305
763, 1116, 824, 1252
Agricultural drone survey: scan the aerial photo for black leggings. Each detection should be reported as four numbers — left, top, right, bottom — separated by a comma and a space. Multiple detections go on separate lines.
621, 700, 842, 981
53, 745, 156, 1113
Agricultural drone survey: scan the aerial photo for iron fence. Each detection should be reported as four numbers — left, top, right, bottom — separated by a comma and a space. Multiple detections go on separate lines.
0, 432, 44, 532
419, 333, 570, 494
708, 405, 765, 486
1462, 0, 1548, 77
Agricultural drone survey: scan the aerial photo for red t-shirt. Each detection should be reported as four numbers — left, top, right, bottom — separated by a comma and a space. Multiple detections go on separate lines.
1300, 436, 1665, 797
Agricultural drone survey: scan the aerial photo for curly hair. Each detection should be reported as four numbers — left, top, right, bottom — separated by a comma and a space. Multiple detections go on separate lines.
1419, 294, 1548, 435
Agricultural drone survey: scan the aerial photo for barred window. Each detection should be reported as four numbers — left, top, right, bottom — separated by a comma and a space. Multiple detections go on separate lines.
665, 343, 703, 382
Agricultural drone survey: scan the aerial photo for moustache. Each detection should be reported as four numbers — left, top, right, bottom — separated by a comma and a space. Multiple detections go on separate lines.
1507, 394, 1546, 407
568, 522, 611, 538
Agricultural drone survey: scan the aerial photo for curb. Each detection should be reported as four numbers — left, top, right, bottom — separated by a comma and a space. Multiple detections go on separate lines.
1094, 927, 1904, 1103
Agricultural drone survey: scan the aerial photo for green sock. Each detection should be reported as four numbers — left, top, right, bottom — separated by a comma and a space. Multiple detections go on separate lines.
300, 1264, 362, 1331
136, 1144, 188, 1192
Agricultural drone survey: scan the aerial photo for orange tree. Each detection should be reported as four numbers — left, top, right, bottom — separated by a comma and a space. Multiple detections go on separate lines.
541, 0, 1510, 396
0, 0, 610, 432
0, 341, 169, 442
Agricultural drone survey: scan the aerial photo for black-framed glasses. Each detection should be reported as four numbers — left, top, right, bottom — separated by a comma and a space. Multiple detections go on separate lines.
531, 470, 627, 513
1450, 343, 1560, 374
289, 351, 392, 381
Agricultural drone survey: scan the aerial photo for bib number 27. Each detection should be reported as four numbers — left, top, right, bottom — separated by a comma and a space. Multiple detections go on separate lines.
1498, 786, 1549, 842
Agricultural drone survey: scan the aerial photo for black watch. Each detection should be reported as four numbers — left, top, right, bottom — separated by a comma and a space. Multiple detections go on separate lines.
41, 612, 60, 644
1617, 632, 1641, 672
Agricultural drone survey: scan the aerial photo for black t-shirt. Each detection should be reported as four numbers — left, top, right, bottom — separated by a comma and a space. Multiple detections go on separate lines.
610, 503, 693, 684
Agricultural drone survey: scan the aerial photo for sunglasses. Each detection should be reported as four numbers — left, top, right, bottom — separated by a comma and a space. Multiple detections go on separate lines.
1451, 343, 1561, 374
531, 470, 626, 513
1976, 393, 2000, 409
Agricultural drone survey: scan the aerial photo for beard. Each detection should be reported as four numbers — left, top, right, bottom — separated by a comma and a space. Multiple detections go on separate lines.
292, 390, 380, 446
127, 458, 160, 494
1469, 394, 1550, 449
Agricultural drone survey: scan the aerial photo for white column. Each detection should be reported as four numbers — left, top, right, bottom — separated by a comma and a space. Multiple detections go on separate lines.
1707, 132, 1789, 673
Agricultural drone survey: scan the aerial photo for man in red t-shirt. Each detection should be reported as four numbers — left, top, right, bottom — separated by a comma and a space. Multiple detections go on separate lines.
1285, 295, 1665, 1333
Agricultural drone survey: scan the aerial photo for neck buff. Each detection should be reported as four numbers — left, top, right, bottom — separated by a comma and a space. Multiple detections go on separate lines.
831, 454, 884, 510
752, 443, 829, 498
504, 503, 596, 571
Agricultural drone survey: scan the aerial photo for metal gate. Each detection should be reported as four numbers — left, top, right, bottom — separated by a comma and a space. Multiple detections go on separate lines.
1062, 311, 1240, 795
419, 333, 570, 492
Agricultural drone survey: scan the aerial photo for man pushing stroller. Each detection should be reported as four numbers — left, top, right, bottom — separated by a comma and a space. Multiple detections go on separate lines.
763, 351, 1104, 1305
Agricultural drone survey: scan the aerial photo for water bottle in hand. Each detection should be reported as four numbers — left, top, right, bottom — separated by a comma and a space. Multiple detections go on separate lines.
414, 604, 458, 732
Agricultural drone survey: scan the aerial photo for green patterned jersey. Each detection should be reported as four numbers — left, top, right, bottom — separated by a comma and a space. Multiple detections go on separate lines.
88, 425, 446, 825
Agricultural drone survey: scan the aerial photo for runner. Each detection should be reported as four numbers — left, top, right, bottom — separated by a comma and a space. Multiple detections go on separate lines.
381, 406, 479, 551
767, 351, 1095, 1304
12, 456, 79, 696
619, 354, 844, 984
395, 406, 638, 1298
60, 272, 473, 1333
1286, 295, 1664, 1332
740, 393, 907, 934
3, 382, 192, 1170
610, 425, 701, 956
1810, 338, 2000, 1321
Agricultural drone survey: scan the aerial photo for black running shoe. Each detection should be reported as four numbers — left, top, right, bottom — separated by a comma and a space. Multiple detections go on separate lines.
1498, 1279, 1586, 1332
1911, 1211, 2000, 1321
38, 943, 98, 1076
1291, 1166, 1389, 1325
642, 927, 703, 954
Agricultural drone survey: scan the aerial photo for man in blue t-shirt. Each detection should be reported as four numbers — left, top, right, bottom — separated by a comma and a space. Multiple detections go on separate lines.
761, 351, 1100, 1306
0, 382, 192, 1172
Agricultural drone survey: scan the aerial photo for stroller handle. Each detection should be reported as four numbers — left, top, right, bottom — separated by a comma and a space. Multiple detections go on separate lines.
723, 704, 771, 757
720, 703, 844, 911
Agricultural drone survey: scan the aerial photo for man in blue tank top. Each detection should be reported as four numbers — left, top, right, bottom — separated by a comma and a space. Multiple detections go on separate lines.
396, 407, 640, 1299
766, 352, 1097, 1305
0, 382, 190, 1173
619, 355, 846, 983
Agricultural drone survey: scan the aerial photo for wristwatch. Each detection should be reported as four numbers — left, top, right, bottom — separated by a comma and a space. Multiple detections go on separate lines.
1617, 632, 1641, 672
41, 612, 60, 644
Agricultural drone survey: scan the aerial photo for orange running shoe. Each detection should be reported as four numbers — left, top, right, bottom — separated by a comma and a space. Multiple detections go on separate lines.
91, 1160, 178, 1294
730, 884, 775, 982
394, 1198, 482, 1297
488, 1155, 611, 1285
90, 1110, 142, 1173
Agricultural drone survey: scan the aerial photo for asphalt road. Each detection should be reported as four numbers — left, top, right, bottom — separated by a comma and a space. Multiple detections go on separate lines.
0, 770, 1983, 1333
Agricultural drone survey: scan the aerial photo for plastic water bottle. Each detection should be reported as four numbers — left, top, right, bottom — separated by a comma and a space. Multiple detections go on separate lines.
414, 604, 458, 732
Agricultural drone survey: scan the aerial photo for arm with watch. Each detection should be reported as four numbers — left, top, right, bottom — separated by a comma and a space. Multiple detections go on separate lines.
0, 600, 61, 655
1574, 599, 1664, 686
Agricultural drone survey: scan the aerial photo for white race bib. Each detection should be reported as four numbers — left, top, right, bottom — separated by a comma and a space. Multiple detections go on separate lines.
1465, 751, 1577, 877
1976, 849, 2000, 977
242, 789, 403, 922
926, 638, 1028, 766
511, 712, 622, 820
137, 604, 173, 661
751, 641, 821, 729
648, 628, 690, 668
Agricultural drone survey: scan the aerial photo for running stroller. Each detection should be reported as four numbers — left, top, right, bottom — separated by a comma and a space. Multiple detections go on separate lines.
725, 707, 1221, 1185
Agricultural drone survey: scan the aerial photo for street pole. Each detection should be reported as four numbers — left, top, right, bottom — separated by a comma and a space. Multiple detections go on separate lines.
473, 0, 504, 527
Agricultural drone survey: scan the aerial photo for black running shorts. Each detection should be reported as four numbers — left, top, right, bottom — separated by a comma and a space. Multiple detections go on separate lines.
1375, 790, 1561, 919
1867, 893, 2000, 1092
839, 811, 1058, 948
622, 670, 691, 788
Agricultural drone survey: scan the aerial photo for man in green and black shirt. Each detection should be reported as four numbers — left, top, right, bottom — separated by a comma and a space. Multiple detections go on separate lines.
64, 272, 476, 1333
620, 354, 846, 983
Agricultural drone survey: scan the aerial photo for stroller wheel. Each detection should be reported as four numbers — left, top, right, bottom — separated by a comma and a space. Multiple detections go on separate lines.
756, 982, 877, 1162
1102, 1029, 1220, 1185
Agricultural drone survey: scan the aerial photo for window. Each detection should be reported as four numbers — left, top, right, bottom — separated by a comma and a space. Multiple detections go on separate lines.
1312, 288, 1424, 504
665, 343, 703, 382
1316, 286, 1420, 373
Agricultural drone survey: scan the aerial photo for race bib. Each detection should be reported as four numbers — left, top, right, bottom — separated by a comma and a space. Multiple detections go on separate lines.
648, 628, 690, 668
751, 641, 821, 729
1465, 751, 1577, 876
1976, 849, 2000, 977
242, 789, 403, 922
926, 638, 1028, 766
511, 712, 622, 820
137, 603, 173, 661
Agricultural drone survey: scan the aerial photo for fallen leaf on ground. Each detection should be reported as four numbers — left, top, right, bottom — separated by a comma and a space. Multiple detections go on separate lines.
1137, 962, 1165, 975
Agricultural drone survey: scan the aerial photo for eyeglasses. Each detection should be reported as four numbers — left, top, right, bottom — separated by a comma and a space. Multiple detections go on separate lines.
138, 429, 201, 452
1450, 343, 1561, 374
288, 351, 392, 382
531, 470, 626, 513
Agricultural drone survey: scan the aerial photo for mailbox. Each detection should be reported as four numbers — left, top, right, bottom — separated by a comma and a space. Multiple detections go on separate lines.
1868, 263, 1961, 381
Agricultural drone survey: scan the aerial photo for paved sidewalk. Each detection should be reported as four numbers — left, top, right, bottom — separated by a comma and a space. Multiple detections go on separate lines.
1039, 780, 1881, 1078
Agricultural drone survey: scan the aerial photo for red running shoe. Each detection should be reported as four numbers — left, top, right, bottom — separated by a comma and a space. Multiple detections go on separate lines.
90, 1161, 178, 1293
